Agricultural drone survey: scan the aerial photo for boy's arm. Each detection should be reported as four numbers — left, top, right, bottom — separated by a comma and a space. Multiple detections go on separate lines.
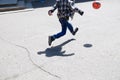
48, 1, 58, 16
51, 1, 58, 12
69, 0, 84, 16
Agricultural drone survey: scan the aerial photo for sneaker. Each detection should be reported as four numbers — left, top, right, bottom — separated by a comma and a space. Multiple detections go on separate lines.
79, 11, 84, 16
48, 36, 55, 46
73, 27, 79, 35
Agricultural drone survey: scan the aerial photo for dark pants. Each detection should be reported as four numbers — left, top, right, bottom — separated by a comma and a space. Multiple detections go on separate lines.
53, 18, 74, 39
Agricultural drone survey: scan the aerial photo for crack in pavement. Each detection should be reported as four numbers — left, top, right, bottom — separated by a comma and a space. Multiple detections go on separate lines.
4, 74, 19, 80
0, 36, 61, 80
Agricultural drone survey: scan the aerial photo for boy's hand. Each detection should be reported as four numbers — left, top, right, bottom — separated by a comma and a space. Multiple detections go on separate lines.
48, 10, 53, 16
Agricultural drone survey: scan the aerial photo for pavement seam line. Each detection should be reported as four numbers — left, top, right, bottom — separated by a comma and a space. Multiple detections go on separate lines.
0, 37, 61, 79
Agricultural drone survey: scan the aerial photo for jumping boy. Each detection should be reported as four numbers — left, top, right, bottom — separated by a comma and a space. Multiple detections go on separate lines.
48, 0, 84, 46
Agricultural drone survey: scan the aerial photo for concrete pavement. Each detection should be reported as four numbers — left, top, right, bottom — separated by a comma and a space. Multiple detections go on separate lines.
0, 0, 120, 80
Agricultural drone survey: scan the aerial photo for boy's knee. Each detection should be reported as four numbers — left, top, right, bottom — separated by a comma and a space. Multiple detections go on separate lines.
62, 31, 66, 36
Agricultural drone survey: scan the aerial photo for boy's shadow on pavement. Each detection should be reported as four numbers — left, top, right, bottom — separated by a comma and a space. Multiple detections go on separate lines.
37, 38, 75, 57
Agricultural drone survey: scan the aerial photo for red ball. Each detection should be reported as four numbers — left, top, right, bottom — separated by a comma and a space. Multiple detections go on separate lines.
92, 2, 101, 9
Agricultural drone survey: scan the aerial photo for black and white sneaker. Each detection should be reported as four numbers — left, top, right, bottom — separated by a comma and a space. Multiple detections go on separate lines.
48, 36, 55, 46
79, 11, 84, 16
73, 27, 79, 35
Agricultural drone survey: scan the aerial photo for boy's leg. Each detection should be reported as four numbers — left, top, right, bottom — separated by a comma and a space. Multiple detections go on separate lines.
53, 18, 67, 39
66, 21, 79, 35
66, 21, 74, 33
48, 18, 67, 46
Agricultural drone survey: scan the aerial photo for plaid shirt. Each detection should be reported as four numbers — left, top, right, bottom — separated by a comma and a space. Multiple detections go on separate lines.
50, 0, 75, 19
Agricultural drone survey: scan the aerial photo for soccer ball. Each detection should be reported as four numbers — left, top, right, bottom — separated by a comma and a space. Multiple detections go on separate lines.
92, 1, 101, 9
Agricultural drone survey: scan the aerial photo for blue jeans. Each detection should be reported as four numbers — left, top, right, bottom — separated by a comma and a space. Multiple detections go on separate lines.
53, 18, 74, 39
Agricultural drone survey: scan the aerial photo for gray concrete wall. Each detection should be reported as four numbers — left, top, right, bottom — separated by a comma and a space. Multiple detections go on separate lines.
0, 0, 17, 5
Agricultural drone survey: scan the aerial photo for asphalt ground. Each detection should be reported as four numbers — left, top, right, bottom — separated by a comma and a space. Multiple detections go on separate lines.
0, 0, 120, 80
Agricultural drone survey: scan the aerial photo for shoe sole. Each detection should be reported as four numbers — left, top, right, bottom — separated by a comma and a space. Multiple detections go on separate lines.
48, 36, 51, 46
